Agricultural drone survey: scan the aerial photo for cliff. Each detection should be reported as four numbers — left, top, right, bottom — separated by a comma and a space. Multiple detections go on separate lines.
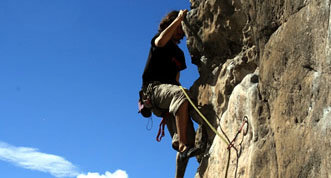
183, 0, 331, 177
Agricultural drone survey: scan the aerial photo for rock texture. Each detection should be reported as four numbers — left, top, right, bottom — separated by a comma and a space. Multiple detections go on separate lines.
183, 0, 331, 177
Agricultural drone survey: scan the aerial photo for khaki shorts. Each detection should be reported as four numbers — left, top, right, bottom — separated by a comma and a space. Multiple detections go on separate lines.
150, 84, 189, 117
146, 83, 195, 150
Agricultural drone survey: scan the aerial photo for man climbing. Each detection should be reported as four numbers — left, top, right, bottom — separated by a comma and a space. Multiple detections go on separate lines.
140, 9, 199, 177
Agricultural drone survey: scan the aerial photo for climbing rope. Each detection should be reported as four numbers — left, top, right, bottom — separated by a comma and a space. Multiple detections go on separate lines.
179, 86, 248, 149
179, 86, 230, 145
180, 85, 249, 177
227, 116, 248, 150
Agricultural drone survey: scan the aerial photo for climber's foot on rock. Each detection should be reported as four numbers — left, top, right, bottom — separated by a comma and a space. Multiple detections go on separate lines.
179, 146, 200, 160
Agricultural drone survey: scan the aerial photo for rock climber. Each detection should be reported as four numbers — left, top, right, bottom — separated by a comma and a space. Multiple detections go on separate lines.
140, 9, 200, 176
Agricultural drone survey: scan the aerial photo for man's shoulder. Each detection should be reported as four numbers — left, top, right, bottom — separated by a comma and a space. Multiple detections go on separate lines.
150, 34, 160, 47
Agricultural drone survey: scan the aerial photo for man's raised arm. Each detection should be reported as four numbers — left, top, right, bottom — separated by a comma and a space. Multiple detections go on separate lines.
154, 9, 188, 47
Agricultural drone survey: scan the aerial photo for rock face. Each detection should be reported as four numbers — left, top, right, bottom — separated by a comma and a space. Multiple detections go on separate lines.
183, 0, 331, 177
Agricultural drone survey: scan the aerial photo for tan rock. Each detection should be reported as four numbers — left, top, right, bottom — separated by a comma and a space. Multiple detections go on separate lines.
185, 0, 331, 177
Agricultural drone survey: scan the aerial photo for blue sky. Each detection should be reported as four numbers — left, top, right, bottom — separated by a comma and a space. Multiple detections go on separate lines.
0, 0, 200, 178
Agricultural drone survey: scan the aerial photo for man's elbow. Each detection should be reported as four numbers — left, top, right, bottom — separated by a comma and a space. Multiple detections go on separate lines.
154, 38, 167, 47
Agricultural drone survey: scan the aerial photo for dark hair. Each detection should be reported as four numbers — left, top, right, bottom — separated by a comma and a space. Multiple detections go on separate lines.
158, 10, 179, 33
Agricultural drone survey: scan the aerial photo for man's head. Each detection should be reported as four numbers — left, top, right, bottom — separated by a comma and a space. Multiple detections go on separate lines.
158, 10, 185, 44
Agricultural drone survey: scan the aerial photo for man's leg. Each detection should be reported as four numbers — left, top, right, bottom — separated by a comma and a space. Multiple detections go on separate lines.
151, 84, 195, 152
175, 100, 189, 152
175, 152, 189, 178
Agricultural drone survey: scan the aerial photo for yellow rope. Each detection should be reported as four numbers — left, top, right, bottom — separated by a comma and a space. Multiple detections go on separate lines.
179, 86, 230, 145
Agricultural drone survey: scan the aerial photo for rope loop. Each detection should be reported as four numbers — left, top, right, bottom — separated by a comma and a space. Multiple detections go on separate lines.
227, 116, 249, 150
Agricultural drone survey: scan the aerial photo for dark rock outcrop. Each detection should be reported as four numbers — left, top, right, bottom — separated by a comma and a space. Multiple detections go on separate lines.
183, 0, 331, 177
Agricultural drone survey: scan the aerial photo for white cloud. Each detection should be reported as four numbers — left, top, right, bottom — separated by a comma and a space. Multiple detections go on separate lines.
0, 141, 128, 178
77, 170, 128, 178
0, 141, 80, 177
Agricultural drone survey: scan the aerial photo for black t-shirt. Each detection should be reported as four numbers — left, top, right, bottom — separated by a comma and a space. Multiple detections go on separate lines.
142, 35, 187, 86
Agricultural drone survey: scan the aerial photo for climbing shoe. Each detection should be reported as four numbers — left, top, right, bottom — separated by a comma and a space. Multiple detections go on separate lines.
179, 147, 200, 160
